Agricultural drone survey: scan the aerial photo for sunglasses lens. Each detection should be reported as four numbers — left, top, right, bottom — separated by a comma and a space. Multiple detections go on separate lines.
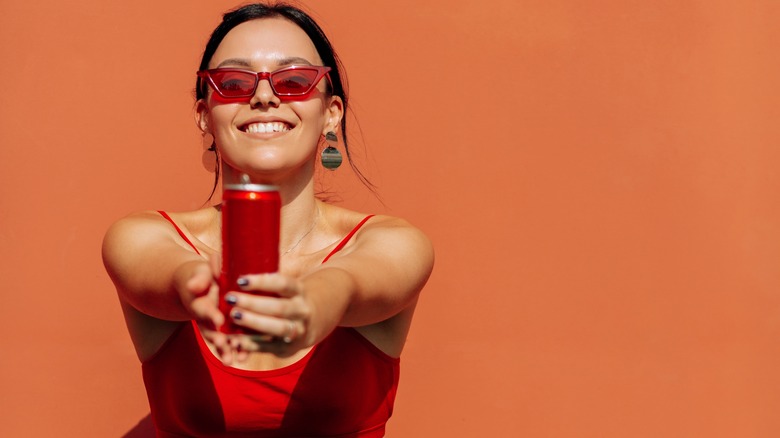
209, 70, 256, 97
272, 69, 320, 95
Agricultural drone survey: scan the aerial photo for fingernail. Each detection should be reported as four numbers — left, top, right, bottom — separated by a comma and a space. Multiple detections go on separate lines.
232, 310, 243, 320
224, 294, 237, 305
237, 277, 249, 287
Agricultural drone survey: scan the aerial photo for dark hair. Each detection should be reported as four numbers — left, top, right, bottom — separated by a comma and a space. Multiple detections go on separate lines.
197, 2, 374, 201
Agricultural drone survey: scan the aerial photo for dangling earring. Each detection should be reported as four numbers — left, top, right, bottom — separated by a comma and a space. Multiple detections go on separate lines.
201, 132, 217, 172
321, 131, 343, 170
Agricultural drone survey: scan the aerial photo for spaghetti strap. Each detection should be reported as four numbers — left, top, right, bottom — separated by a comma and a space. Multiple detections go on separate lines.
322, 215, 375, 263
158, 211, 201, 255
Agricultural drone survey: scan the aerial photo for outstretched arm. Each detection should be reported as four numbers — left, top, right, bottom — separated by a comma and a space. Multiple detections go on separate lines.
102, 212, 232, 362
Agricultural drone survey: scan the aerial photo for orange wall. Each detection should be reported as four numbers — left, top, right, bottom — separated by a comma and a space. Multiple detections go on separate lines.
1, 1, 779, 436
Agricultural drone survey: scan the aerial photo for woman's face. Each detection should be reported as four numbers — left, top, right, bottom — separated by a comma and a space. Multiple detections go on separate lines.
198, 18, 342, 183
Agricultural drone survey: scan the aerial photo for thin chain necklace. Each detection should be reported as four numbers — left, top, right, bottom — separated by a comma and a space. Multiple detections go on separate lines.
283, 205, 320, 255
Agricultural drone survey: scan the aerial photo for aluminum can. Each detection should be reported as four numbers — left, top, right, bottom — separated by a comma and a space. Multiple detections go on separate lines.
219, 179, 280, 334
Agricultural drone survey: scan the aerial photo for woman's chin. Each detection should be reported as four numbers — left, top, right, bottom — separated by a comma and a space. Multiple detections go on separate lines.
224, 161, 313, 184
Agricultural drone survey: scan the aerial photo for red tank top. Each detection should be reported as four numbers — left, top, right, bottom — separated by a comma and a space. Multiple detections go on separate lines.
143, 212, 398, 437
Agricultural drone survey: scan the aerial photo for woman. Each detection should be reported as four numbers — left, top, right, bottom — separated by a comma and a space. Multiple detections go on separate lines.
102, 3, 433, 436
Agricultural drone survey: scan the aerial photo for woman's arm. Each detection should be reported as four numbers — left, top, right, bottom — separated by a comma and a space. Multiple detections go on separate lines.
305, 217, 434, 327
102, 212, 230, 361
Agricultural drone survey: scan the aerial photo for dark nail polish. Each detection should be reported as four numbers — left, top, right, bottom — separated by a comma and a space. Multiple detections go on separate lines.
225, 294, 237, 305
237, 278, 249, 287
232, 310, 243, 320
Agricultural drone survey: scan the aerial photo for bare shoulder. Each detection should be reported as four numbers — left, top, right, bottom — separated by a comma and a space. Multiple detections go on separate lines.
360, 214, 433, 253
325, 206, 434, 272
104, 209, 213, 237
322, 203, 427, 241
104, 210, 183, 237
103, 208, 217, 260
103, 211, 176, 253
102, 209, 216, 293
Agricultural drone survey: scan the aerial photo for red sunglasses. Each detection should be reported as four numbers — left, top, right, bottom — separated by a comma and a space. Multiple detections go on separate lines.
197, 65, 332, 100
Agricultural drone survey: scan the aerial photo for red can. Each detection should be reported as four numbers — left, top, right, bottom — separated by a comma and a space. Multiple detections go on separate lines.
219, 177, 281, 334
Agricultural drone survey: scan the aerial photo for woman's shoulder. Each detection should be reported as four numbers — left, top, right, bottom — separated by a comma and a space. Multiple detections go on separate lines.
119, 207, 218, 231
109, 206, 217, 225
103, 210, 171, 249
103, 210, 180, 250
322, 203, 416, 231
322, 204, 434, 262
103, 207, 219, 258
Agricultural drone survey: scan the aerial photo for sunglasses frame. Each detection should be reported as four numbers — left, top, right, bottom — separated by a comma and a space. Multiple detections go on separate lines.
197, 65, 332, 100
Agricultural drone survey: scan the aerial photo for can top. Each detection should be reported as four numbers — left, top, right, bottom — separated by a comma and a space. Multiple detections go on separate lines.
224, 174, 278, 192
223, 182, 279, 192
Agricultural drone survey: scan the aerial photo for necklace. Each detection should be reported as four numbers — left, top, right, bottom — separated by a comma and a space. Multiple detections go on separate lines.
283, 206, 320, 255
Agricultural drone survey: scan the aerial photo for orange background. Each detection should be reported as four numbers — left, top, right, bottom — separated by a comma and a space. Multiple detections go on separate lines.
1, 1, 779, 436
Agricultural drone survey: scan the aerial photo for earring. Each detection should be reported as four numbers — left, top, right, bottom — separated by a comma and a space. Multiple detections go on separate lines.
321, 131, 343, 170
201, 132, 217, 172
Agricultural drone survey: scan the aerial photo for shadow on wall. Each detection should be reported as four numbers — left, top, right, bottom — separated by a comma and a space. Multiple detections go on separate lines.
123, 414, 154, 437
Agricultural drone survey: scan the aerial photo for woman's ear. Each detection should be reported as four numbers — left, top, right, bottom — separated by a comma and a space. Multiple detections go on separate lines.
322, 95, 344, 136
195, 99, 210, 134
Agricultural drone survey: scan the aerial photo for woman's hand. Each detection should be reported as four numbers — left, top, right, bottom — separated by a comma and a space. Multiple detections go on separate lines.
173, 257, 247, 364
223, 273, 315, 358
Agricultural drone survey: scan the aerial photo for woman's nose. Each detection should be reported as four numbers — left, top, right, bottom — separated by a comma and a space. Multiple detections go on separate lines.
250, 79, 280, 108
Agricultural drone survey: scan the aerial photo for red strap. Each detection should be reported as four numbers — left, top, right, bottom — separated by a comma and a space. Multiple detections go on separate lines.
158, 211, 201, 255
322, 215, 375, 263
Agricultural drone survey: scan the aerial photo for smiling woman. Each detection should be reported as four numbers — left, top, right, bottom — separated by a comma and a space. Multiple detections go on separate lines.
101, 2, 433, 437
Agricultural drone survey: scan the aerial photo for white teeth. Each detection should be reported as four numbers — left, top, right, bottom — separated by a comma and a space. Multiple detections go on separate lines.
245, 122, 290, 133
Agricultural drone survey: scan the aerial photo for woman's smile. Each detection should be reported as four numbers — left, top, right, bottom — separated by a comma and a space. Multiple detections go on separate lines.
243, 121, 291, 134
238, 115, 296, 140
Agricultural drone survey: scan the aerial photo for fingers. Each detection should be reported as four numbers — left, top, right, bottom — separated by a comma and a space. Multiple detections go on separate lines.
225, 293, 310, 320
229, 309, 304, 342
180, 262, 223, 329
218, 273, 312, 358
200, 327, 234, 364
184, 262, 214, 298
191, 284, 224, 330
224, 272, 310, 333
235, 273, 302, 298
207, 253, 222, 280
